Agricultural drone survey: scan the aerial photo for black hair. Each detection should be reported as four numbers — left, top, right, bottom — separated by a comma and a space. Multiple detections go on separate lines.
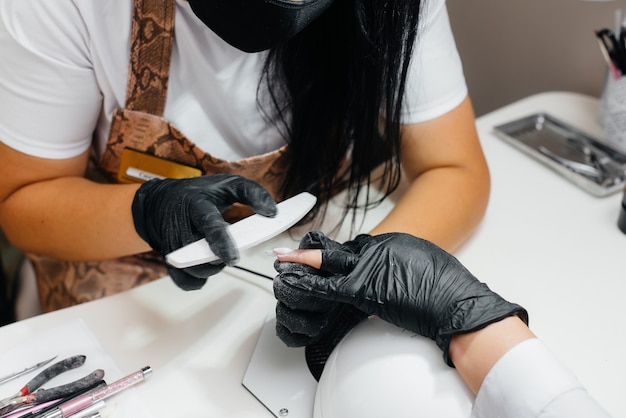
260, 0, 422, 225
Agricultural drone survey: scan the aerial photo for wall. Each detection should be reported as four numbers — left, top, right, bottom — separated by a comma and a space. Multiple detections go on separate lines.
447, 0, 626, 116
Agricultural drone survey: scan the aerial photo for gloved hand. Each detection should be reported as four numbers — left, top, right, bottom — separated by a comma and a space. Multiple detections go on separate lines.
274, 231, 370, 381
273, 231, 368, 348
132, 174, 277, 290
274, 231, 528, 367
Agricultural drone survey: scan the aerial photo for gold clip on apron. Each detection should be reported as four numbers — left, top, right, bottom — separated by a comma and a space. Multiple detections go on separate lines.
29, 0, 291, 312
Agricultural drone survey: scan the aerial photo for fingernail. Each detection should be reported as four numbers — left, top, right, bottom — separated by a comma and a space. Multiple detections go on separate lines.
272, 247, 294, 256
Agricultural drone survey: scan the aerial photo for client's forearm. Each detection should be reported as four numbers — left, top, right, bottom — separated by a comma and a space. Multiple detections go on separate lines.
448, 316, 535, 394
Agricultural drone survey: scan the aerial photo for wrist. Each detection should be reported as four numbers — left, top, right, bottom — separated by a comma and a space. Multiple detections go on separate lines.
448, 316, 535, 394
131, 179, 163, 251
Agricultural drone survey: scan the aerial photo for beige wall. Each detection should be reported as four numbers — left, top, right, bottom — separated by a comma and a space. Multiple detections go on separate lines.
447, 0, 626, 116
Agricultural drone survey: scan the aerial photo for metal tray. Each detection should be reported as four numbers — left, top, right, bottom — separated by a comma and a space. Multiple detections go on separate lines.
493, 113, 626, 197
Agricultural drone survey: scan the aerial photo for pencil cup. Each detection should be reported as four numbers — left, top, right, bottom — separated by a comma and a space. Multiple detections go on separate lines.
598, 72, 626, 154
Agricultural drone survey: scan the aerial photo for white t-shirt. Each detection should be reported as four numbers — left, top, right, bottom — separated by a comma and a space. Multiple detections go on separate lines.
0, 0, 467, 162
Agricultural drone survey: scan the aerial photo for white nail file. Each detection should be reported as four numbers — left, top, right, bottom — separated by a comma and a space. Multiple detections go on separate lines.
165, 192, 317, 268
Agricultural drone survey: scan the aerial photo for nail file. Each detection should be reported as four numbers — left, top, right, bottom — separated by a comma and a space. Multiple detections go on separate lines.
165, 192, 317, 268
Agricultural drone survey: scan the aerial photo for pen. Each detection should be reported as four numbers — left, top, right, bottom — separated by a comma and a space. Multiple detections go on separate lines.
64, 401, 104, 418
596, 29, 625, 78
37, 367, 152, 418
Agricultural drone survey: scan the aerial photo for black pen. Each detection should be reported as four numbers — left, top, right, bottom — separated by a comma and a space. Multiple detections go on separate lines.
595, 29, 624, 79
615, 26, 626, 64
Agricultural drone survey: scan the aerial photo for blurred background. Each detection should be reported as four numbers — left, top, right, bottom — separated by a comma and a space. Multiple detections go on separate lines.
448, 0, 626, 116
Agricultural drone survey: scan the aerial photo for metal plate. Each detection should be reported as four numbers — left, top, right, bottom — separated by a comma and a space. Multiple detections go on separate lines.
494, 113, 626, 196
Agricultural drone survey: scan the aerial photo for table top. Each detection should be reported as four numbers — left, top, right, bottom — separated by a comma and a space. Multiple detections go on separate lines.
459, 92, 626, 418
0, 91, 624, 418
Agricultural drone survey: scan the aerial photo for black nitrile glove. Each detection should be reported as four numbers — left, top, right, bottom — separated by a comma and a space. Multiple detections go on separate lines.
274, 231, 370, 380
274, 231, 368, 348
274, 232, 528, 367
132, 174, 277, 290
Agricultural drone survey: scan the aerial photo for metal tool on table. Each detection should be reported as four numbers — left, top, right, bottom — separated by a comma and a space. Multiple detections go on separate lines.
494, 113, 626, 196
538, 146, 601, 178
0, 355, 105, 416
0, 356, 58, 386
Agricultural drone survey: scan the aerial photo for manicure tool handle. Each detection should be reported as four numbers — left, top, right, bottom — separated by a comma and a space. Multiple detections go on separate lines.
22, 380, 107, 418
22, 356, 87, 396
28, 370, 105, 404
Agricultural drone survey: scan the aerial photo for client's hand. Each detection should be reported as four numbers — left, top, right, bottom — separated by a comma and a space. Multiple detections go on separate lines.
273, 231, 368, 347
274, 231, 528, 366
132, 174, 276, 290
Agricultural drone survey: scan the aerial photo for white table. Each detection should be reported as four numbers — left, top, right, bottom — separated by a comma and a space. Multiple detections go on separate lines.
0, 91, 624, 417
458, 91, 626, 418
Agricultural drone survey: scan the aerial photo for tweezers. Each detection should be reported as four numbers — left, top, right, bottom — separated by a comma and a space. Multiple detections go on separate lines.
538, 146, 600, 178
0, 356, 57, 386
567, 137, 626, 183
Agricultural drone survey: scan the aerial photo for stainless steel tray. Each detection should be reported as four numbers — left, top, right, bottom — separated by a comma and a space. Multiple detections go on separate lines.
493, 113, 626, 196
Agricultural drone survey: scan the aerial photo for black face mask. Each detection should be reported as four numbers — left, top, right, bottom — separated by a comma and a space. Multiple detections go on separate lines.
188, 0, 335, 53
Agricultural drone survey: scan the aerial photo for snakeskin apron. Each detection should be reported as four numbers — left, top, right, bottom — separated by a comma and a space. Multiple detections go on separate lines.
29, 0, 291, 312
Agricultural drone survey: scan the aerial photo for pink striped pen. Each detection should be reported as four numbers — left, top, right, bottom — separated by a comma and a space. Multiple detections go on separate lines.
38, 367, 152, 418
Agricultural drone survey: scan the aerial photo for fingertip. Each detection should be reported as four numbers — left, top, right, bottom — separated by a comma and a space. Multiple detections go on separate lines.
275, 249, 322, 269
204, 227, 240, 266
245, 182, 277, 217
222, 250, 240, 266
273, 258, 283, 273
256, 198, 278, 218
299, 230, 340, 250
273, 247, 294, 256
266, 199, 278, 217
300, 230, 325, 248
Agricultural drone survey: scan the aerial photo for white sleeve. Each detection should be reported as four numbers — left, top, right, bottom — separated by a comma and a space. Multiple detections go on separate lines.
401, 0, 468, 124
471, 339, 611, 418
0, 0, 102, 159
